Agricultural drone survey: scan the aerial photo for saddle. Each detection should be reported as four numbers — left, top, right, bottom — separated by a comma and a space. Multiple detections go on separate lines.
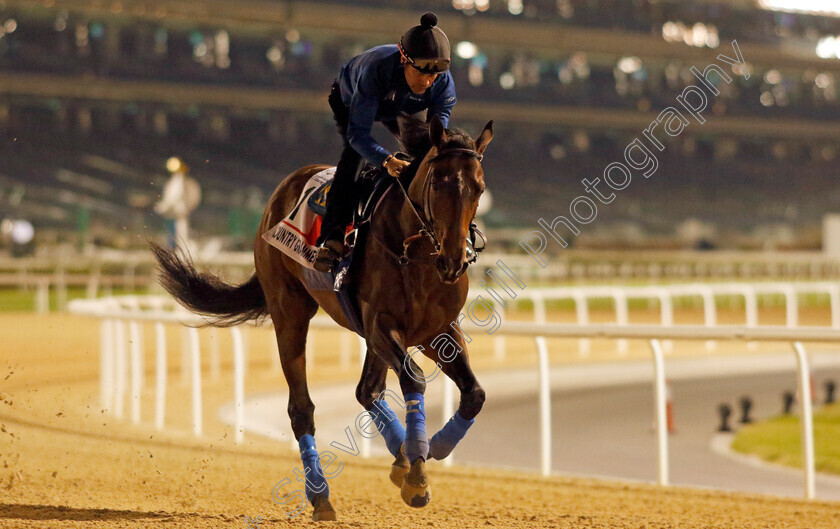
355, 162, 396, 227
303, 164, 391, 223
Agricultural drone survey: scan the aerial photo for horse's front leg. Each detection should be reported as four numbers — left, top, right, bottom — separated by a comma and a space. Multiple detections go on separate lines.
366, 312, 432, 508
422, 330, 485, 461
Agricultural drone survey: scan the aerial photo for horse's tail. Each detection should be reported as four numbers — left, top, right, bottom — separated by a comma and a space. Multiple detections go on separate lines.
150, 242, 267, 327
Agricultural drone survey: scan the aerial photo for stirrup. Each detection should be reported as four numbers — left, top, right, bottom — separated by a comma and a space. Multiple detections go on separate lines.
313, 240, 343, 273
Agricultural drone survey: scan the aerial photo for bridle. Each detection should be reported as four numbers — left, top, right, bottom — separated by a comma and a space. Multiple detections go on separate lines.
379, 146, 485, 266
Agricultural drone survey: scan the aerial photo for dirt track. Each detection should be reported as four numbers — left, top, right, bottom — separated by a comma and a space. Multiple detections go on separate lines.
2, 313, 840, 528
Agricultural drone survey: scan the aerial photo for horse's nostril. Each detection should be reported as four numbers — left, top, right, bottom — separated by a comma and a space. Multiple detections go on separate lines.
436, 256, 447, 273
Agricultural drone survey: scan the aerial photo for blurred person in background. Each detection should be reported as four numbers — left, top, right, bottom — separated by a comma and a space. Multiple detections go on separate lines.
314, 12, 456, 273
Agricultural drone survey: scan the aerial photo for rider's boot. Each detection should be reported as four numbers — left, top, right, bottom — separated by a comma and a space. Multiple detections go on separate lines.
313, 235, 344, 273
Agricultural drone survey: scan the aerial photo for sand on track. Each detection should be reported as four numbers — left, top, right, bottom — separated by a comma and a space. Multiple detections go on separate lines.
1, 313, 839, 528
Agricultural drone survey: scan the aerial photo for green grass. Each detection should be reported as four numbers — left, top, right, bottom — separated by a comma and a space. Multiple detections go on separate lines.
0, 287, 148, 312
732, 403, 840, 475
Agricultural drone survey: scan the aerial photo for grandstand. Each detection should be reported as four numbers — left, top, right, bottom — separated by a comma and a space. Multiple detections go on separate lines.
0, 0, 838, 252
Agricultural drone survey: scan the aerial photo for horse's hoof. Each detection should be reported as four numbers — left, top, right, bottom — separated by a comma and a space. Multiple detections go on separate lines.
311, 496, 336, 522
390, 444, 410, 488
400, 458, 431, 508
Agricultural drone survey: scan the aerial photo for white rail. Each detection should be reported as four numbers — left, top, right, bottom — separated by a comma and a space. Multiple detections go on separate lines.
461, 281, 840, 360
10, 250, 840, 313
69, 290, 839, 499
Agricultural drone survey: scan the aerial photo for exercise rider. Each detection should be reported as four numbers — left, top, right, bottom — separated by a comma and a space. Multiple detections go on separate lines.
313, 12, 456, 273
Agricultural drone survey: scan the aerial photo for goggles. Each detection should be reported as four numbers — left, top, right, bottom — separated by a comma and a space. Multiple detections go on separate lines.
406, 57, 450, 74
399, 42, 450, 74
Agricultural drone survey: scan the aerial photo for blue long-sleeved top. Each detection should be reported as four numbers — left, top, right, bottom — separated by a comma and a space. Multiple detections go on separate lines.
337, 44, 457, 167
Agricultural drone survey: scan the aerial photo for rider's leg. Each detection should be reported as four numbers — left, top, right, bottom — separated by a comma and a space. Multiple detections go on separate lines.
313, 145, 360, 273
314, 83, 361, 271
317, 144, 360, 246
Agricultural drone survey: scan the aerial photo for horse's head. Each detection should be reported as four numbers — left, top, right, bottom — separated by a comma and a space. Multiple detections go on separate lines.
409, 116, 493, 284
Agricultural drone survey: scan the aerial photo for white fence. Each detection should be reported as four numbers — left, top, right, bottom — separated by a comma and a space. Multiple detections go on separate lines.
467, 281, 840, 359
10, 248, 840, 313
68, 282, 840, 500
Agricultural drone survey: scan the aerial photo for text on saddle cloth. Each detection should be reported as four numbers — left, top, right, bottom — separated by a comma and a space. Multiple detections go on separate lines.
261, 167, 352, 270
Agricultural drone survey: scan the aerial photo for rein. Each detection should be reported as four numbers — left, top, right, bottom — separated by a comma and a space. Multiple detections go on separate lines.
371, 147, 485, 267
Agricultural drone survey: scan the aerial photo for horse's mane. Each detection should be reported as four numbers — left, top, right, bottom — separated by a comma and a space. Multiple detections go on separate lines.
396, 115, 476, 183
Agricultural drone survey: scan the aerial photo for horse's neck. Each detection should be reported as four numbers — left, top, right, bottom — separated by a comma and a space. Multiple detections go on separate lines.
406, 152, 434, 205
370, 163, 433, 261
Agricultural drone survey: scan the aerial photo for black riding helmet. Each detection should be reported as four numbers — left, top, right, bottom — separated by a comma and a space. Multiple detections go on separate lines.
398, 12, 451, 74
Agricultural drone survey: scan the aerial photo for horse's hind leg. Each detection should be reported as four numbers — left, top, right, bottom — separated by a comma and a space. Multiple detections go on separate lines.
267, 283, 336, 522
355, 352, 409, 486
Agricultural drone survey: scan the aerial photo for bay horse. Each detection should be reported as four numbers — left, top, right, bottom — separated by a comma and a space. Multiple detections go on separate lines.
151, 115, 493, 521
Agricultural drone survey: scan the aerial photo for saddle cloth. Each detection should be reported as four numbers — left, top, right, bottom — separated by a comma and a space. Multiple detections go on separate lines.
262, 166, 396, 270
261, 166, 393, 337
261, 168, 352, 269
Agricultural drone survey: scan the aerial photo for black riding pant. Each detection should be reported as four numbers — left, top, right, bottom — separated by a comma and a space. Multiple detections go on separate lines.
317, 82, 362, 245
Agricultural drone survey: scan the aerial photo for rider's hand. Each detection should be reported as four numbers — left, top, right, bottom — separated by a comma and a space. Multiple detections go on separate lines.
383, 155, 410, 177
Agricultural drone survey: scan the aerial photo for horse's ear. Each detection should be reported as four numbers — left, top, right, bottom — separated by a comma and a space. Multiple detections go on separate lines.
476, 120, 494, 155
429, 115, 446, 149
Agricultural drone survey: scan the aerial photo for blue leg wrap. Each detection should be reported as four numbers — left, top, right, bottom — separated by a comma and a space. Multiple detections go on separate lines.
428, 411, 475, 460
369, 400, 406, 457
298, 434, 329, 503
403, 392, 429, 463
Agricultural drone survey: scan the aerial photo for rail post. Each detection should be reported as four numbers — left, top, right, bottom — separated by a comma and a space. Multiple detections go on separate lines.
657, 288, 674, 353
210, 328, 221, 381
35, 279, 49, 314
154, 322, 167, 430
793, 342, 815, 500
614, 290, 629, 356
180, 325, 191, 384
56, 267, 67, 311
100, 318, 115, 413
829, 284, 840, 329
700, 286, 717, 351
572, 290, 590, 357
532, 293, 547, 324
231, 326, 246, 444
114, 319, 127, 419
783, 285, 798, 328
129, 320, 142, 424
535, 336, 551, 477
742, 285, 758, 351
188, 327, 202, 436
650, 339, 669, 486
